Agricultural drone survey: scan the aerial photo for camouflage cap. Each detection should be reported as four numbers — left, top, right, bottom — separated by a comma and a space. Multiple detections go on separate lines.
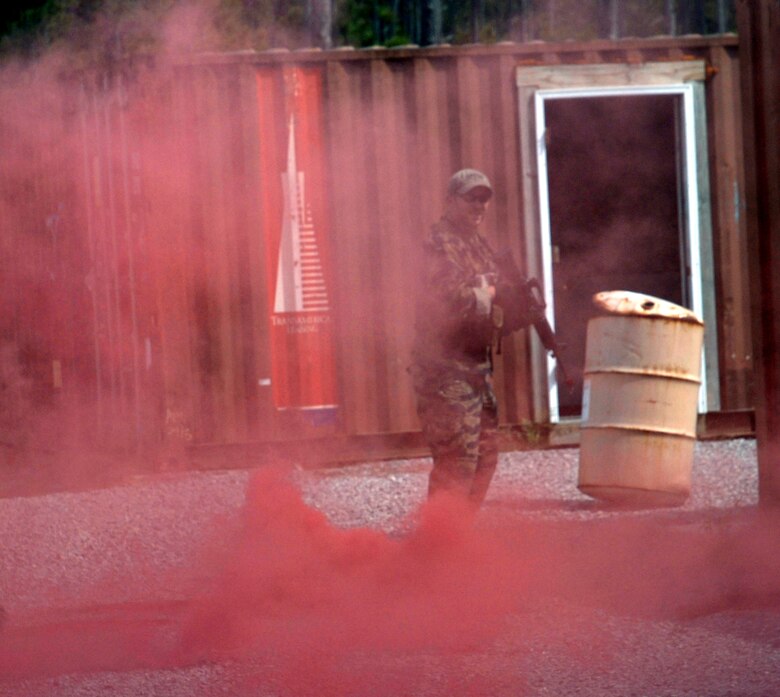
447, 169, 493, 197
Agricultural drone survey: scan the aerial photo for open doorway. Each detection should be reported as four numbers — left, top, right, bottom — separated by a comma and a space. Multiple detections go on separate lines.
544, 93, 686, 416
516, 63, 719, 424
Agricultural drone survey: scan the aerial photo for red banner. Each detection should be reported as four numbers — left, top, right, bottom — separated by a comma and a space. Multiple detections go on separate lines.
257, 66, 338, 411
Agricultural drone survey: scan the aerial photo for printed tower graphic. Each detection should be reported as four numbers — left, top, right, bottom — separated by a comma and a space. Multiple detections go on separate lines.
275, 116, 330, 315
258, 65, 338, 413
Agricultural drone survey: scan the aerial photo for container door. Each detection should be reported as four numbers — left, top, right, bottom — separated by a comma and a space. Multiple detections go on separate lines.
516, 63, 719, 424
542, 92, 687, 417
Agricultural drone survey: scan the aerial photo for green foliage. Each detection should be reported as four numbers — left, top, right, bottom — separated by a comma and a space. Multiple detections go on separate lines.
337, 0, 409, 47
0, 0, 739, 59
384, 31, 411, 46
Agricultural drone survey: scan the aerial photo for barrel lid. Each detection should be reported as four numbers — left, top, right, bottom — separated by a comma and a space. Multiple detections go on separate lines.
592, 290, 704, 324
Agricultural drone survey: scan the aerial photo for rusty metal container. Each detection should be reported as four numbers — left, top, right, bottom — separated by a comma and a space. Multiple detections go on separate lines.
578, 291, 704, 506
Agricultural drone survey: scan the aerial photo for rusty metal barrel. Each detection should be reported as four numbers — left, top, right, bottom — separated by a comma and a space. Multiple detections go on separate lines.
578, 291, 704, 506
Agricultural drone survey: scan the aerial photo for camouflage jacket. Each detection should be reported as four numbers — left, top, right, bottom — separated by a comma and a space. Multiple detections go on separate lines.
411, 216, 503, 375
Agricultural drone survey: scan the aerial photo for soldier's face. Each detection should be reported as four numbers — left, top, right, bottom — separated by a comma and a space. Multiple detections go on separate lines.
448, 187, 491, 230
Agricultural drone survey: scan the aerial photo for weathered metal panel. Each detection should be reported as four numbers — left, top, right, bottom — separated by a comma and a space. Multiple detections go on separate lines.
1, 78, 89, 446
324, 60, 383, 436
707, 44, 753, 410
75, 74, 146, 450
138, 67, 200, 453
367, 59, 418, 433
0, 34, 757, 459
737, 0, 780, 504
185, 66, 242, 442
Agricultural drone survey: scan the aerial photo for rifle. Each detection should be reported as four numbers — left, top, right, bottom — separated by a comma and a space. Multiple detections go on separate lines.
495, 250, 575, 393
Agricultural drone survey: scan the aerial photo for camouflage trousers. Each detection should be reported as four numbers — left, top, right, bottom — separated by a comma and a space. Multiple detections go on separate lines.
411, 365, 499, 507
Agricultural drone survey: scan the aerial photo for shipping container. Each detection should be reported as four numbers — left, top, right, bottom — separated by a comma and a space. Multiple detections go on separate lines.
0, 33, 753, 466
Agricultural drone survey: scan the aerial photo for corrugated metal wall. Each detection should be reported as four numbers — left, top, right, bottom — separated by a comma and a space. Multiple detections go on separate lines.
706, 41, 754, 410
323, 50, 534, 438
0, 71, 95, 451
1, 34, 753, 457
736, 0, 780, 503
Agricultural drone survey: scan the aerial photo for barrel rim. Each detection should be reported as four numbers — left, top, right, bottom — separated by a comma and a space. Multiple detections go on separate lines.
583, 367, 702, 383
580, 424, 697, 439
591, 290, 704, 325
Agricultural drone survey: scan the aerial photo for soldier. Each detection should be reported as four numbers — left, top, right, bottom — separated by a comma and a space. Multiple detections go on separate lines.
410, 169, 530, 508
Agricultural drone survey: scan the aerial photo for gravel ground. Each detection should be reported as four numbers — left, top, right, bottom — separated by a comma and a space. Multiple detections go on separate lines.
0, 439, 760, 613
301, 438, 759, 530
1, 437, 777, 697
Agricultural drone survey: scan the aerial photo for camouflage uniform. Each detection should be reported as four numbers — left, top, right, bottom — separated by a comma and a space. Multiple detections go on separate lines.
411, 215, 504, 506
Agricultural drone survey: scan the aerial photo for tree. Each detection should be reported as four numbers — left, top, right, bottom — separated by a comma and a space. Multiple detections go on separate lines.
0, 0, 738, 57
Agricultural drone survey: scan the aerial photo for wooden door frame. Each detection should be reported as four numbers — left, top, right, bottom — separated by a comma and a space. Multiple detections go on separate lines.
516, 61, 720, 424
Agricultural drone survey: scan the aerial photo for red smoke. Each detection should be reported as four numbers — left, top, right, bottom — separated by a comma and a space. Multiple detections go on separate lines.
174, 468, 780, 695
171, 468, 545, 695
1, 465, 779, 694
0, 4, 776, 695
181, 468, 524, 656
